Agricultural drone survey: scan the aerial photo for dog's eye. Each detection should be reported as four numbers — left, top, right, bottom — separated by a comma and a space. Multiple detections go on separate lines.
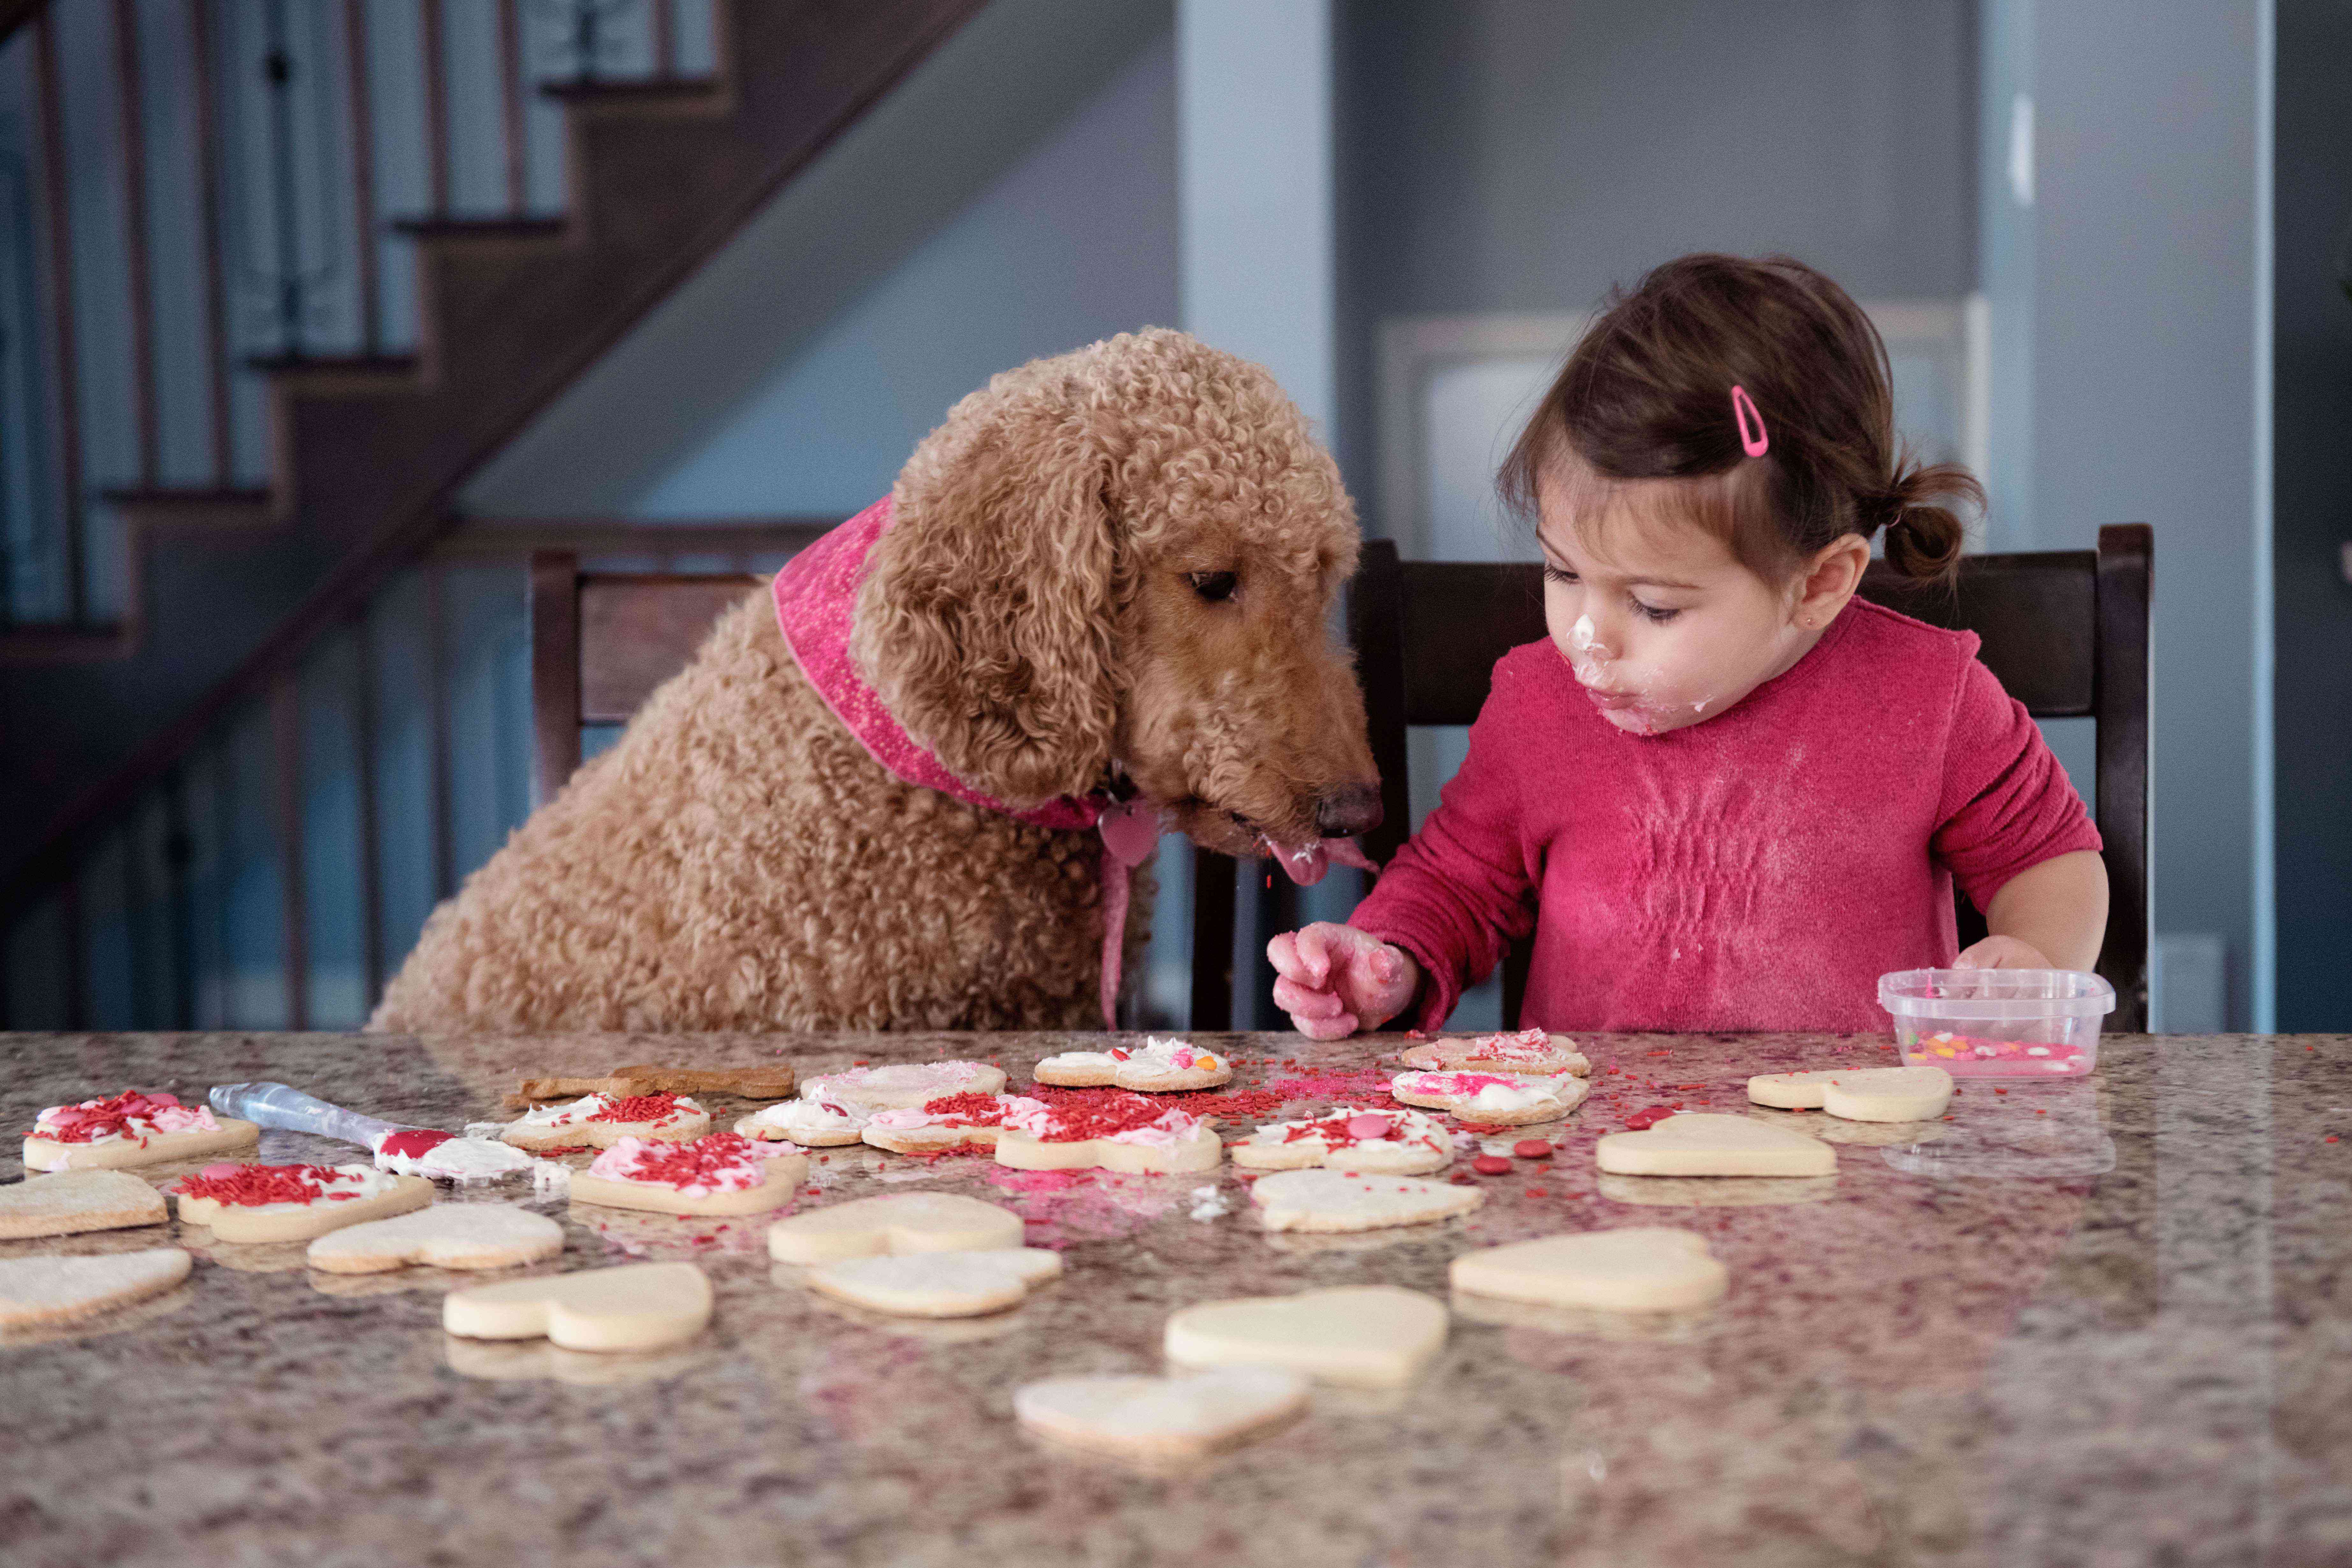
1188, 571, 1238, 602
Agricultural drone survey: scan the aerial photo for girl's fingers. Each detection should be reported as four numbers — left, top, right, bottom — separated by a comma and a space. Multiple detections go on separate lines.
1291, 1008, 1360, 1041
1294, 924, 1333, 986
1271, 976, 1345, 1019
1265, 932, 1309, 984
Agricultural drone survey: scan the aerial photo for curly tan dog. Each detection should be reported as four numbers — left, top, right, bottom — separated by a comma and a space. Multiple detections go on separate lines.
370, 330, 1379, 1034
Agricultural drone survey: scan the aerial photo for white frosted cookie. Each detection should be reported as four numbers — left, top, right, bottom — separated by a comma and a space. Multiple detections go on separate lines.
1248, 1169, 1485, 1233
736, 1093, 871, 1147
992, 1093, 1222, 1174
1014, 1368, 1309, 1462
766, 1192, 1025, 1264
797, 1060, 1007, 1110
566, 1134, 807, 1216
1230, 1106, 1451, 1174
306, 1202, 566, 1274
1390, 1069, 1588, 1126
0, 1248, 192, 1330
806, 1248, 1063, 1318
860, 1094, 1024, 1155
501, 1092, 709, 1152
172, 1163, 434, 1243
372, 1131, 537, 1181
23, 1090, 258, 1172
1164, 1285, 1448, 1388
0, 1168, 168, 1238
1749, 1065, 1953, 1123
1396, 1028, 1590, 1077
1033, 1037, 1233, 1092
1594, 1114, 1836, 1177
1451, 1227, 1729, 1312
443, 1261, 711, 1351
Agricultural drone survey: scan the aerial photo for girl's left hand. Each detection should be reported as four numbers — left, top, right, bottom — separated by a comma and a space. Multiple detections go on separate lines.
1954, 935, 2055, 970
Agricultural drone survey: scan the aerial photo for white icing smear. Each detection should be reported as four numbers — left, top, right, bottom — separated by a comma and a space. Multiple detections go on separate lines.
750, 1096, 871, 1139
374, 1136, 535, 1181
802, 1061, 996, 1103
1393, 1070, 1579, 1114
1246, 1104, 1448, 1154
1038, 1037, 1223, 1075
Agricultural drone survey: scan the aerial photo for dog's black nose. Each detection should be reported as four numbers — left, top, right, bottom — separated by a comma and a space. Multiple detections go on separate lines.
1315, 783, 1383, 838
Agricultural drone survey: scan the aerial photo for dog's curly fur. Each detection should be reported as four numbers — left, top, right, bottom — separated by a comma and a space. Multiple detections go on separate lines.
370, 329, 1376, 1034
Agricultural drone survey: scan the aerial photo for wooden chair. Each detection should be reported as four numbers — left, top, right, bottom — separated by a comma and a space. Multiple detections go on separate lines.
1341, 526, 2153, 1032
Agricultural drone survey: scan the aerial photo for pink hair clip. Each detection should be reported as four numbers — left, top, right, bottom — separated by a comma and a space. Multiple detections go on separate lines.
1730, 385, 1769, 457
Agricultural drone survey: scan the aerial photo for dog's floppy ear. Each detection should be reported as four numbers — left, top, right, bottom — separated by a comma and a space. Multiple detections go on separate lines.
851, 367, 1123, 810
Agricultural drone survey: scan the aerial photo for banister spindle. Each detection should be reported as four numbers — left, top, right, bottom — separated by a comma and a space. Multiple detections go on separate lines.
652, 0, 675, 77
341, 0, 381, 355
497, 0, 526, 215
420, 0, 450, 216
186, 0, 233, 487
31, 7, 86, 622
352, 613, 385, 1010
270, 675, 308, 1031
111, 0, 160, 487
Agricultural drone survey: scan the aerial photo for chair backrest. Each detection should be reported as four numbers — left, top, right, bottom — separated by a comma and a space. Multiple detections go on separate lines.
1346, 525, 2152, 1031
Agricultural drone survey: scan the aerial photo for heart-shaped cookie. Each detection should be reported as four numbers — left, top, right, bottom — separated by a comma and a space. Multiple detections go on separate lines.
442, 1261, 712, 1351
806, 1248, 1063, 1318
567, 1134, 807, 1216
1390, 1070, 1588, 1126
1230, 1106, 1452, 1175
0, 1168, 168, 1238
0, 1247, 192, 1329
1164, 1285, 1448, 1388
1395, 1028, 1590, 1077
1033, 1038, 1233, 1092
172, 1164, 435, 1242
1749, 1065, 1952, 1122
306, 1202, 566, 1274
1247, 1169, 1485, 1232
1450, 1227, 1728, 1311
1014, 1368, 1310, 1462
766, 1192, 1025, 1263
1594, 1113, 1835, 1177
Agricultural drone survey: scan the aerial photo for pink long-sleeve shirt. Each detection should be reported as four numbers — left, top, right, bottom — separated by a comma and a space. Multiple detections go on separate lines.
1349, 599, 2102, 1033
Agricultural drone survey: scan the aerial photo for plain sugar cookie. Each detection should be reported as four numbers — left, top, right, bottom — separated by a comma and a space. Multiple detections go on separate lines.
767, 1192, 1025, 1263
805, 1249, 1063, 1318
0, 1248, 192, 1329
1248, 1169, 1484, 1233
1747, 1065, 1954, 1123
0, 1168, 168, 1238
567, 1134, 807, 1216
443, 1261, 711, 1351
306, 1203, 566, 1274
1014, 1368, 1309, 1463
1593, 1114, 1836, 1177
172, 1163, 434, 1243
1451, 1228, 1728, 1312
1164, 1285, 1448, 1388
1032, 1038, 1233, 1092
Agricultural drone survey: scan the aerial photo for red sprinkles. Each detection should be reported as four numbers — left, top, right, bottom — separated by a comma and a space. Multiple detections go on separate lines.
175, 1164, 345, 1207
606, 1132, 766, 1188
33, 1090, 184, 1143
590, 1093, 687, 1124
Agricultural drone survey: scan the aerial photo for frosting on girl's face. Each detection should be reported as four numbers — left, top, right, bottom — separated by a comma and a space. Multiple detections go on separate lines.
1535, 472, 1823, 737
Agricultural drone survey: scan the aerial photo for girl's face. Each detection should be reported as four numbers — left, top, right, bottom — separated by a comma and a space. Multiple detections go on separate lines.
1536, 473, 1837, 736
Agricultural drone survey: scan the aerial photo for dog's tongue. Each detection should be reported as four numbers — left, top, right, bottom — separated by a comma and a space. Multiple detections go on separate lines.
1264, 838, 1330, 886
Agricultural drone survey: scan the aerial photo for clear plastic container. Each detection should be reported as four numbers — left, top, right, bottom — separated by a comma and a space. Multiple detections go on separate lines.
1876, 969, 2116, 1077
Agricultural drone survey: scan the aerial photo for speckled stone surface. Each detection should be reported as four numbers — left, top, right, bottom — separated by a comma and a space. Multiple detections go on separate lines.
1, 1029, 2346, 1567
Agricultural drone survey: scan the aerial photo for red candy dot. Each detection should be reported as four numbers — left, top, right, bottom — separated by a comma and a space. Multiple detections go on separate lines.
1513, 1140, 1552, 1159
1343, 1113, 1393, 1140
1471, 1155, 1512, 1175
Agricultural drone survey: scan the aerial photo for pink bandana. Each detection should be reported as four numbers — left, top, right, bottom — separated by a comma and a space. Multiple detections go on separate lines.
773, 498, 1156, 1027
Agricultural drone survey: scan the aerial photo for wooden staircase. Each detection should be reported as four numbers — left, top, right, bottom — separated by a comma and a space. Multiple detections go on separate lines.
1, 0, 986, 893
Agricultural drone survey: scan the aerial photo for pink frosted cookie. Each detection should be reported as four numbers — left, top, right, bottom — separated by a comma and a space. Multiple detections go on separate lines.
23, 1090, 259, 1172
1395, 1028, 1590, 1077
797, 1060, 1008, 1110
171, 1162, 433, 1243
992, 1090, 1222, 1175
1230, 1106, 1452, 1175
736, 1093, 871, 1147
860, 1093, 1028, 1155
500, 1091, 710, 1152
1390, 1069, 1588, 1126
566, 1133, 808, 1217
1032, 1037, 1232, 1092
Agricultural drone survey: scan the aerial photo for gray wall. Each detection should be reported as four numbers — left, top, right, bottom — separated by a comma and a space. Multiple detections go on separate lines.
2272, 0, 2352, 1030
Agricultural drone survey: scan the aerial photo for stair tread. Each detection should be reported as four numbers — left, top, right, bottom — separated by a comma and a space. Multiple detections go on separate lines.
540, 75, 723, 104
0, 623, 132, 664
392, 215, 568, 240
247, 352, 420, 374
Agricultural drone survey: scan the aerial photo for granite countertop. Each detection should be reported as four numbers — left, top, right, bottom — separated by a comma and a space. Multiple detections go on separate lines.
1, 1029, 2345, 1567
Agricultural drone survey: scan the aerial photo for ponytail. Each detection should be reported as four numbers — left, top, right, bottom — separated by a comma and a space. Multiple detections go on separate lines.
1877, 459, 1982, 584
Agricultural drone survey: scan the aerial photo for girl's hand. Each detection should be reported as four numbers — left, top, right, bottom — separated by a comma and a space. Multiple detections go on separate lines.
1267, 923, 1420, 1040
1954, 935, 2055, 970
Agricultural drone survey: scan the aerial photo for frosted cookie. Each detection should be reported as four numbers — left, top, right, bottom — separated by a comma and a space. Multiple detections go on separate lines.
23, 1090, 259, 1172
1248, 1169, 1485, 1233
806, 1248, 1063, 1318
767, 1192, 1025, 1264
373, 1130, 538, 1181
1451, 1227, 1728, 1312
1747, 1065, 1953, 1123
1390, 1069, 1588, 1126
992, 1091, 1222, 1175
306, 1203, 566, 1274
1014, 1368, 1309, 1463
860, 1093, 1026, 1155
500, 1092, 709, 1152
566, 1133, 807, 1217
0, 1248, 192, 1330
1396, 1028, 1590, 1077
1164, 1285, 1448, 1389
736, 1093, 871, 1147
171, 1162, 433, 1243
1033, 1037, 1232, 1092
0, 1168, 170, 1238
443, 1261, 711, 1351
1230, 1106, 1451, 1175
1594, 1113, 1836, 1177
797, 1060, 1006, 1110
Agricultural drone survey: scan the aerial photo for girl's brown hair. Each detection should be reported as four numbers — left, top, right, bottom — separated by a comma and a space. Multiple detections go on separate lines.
1499, 253, 1983, 584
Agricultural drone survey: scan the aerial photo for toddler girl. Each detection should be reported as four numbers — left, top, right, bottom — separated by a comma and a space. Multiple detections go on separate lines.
1272, 253, 2108, 1037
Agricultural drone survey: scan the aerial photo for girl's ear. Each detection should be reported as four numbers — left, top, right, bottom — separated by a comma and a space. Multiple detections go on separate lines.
850, 380, 1122, 810
1793, 532, 1872, 626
